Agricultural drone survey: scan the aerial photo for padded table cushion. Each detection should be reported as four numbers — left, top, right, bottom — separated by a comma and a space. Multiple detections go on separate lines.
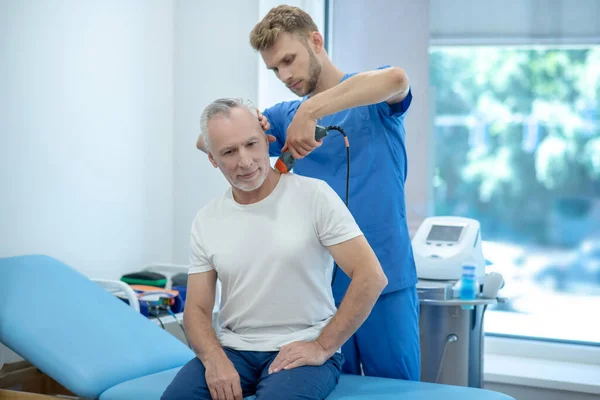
327, 374, 514, 399
100, 367, 182, 400
100, 368, 514, 400
0, 255, 195, 399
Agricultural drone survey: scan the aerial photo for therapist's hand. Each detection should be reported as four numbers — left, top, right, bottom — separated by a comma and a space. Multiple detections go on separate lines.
205, 355, 243, 400
256, 109, 277, 144
283, 107, 322, 159
257, 109, 271, 131
268, 340, 329, 374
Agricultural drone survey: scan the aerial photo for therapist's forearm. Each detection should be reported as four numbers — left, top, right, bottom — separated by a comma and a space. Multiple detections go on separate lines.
302, 67, 409, 120
184, 305, 227, 364
315, 270, 387, 356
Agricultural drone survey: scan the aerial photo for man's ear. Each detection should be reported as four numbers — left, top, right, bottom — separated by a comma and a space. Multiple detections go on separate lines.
196, 135, 205, 151
309, 31, 324, 53
208, 152, 218, 168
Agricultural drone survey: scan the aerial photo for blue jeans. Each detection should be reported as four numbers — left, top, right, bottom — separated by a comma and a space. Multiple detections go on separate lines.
161, 347, 344, 400
337, 285, 421, 380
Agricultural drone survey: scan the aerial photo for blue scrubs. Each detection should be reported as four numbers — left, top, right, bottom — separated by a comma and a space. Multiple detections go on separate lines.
263, 66, 420, 380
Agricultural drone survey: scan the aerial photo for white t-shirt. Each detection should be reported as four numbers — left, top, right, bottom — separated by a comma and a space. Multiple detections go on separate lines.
188, 173, 362, 351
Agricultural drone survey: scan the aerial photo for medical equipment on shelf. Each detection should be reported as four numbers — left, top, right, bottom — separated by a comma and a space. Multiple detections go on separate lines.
481, 272, 504, 299
458, 265, 478, 310
412, 216, 505, 389
413, 216, 486, 281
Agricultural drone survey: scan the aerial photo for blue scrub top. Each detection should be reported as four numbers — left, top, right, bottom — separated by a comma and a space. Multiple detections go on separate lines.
263, 66, 418, 299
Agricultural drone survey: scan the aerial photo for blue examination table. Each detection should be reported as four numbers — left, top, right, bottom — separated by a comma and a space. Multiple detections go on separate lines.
0, 255, 514, 400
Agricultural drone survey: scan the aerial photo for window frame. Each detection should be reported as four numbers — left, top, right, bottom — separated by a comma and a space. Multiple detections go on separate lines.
486, 335, 600, 366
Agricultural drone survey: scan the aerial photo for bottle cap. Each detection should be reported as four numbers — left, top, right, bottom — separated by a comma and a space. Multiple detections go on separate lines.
462, 265, 476, 277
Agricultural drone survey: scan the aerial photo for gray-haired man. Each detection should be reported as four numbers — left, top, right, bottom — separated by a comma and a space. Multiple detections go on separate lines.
161, 98, 387, 400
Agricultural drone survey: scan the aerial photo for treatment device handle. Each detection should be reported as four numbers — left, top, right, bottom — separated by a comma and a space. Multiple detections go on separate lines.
275, 125, 329, 174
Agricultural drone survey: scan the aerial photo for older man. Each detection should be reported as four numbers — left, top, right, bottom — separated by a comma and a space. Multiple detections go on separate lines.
161, 98, 387, 400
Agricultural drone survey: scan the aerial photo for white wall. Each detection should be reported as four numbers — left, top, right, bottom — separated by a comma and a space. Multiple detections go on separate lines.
172, 0, 260, 264
0, 0, 274, 276
0, 0, 174, 279
330, 0, 432, 234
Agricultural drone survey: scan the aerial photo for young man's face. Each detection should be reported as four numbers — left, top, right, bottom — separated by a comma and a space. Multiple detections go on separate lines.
260, 32, 322, 97
207, 107, 271, 193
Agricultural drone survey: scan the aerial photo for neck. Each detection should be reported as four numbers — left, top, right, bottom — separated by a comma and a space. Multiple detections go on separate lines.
232, 168, 281, 205
310, 57, 344, 96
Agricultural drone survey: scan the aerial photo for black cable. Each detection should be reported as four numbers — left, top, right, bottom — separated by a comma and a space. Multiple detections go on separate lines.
324, 125, 349, 286
166, 306, 191, 347
150, 307, 165, 329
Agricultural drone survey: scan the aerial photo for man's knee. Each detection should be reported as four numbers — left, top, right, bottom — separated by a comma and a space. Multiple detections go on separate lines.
161, 358, 211, 400
255, 353, 343, 400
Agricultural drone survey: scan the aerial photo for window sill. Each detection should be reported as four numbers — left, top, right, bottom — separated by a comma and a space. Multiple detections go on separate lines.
484, 353, 600, 395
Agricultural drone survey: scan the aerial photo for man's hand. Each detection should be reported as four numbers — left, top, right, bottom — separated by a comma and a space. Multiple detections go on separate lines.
204, 356, 243, 400
268, 340, 330, 374
282, 107, 321, 159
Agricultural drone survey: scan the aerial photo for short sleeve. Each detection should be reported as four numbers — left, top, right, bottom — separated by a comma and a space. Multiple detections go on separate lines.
189, 219, 214, 275
314, 182, 363, 247
376, 65, 412, 118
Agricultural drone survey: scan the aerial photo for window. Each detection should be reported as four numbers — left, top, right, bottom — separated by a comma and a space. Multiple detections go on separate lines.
430, 45, 600, 345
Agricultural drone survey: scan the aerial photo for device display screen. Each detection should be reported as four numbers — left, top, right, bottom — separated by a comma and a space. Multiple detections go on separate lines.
426, 225, 463, 242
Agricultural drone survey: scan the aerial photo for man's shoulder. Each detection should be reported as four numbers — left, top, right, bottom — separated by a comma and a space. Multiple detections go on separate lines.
283, 174, 337, 204
192, 191, 229, 224
285, 172, 328, 190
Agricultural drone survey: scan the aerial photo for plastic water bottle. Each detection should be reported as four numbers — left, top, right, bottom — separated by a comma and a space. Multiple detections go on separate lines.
459, 264, 477, 310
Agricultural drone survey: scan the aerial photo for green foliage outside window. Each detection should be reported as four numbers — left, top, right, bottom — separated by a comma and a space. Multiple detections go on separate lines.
430, 47, 600, 246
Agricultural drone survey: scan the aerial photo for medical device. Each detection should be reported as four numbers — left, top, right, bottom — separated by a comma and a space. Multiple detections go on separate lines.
276, 124, 350, 285
412, 216, 486, 280
276, 125, 330, 173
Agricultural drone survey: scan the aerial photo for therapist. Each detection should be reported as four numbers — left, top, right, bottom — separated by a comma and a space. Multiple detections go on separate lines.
196, 4, 419, 381
249, 5, 420, 381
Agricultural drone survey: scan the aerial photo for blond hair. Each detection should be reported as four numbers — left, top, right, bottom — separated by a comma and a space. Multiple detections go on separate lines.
250, 5, 319, 51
